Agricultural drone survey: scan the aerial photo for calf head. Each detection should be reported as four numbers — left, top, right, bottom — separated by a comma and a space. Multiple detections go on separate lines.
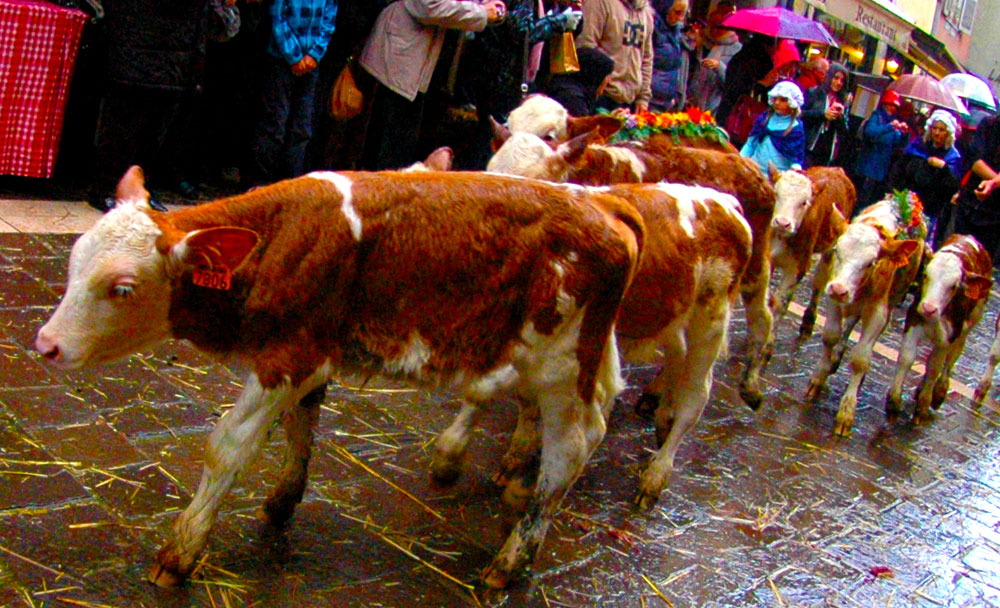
917, 244, 992, 320
497, 94, 621, 149
487, 130, 594, 181
35, 167, 258, 368
826, 222, 920, 304
770, 167, 813, 237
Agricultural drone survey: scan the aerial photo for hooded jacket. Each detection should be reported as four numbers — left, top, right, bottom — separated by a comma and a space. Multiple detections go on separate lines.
576, 0, 654, 106
686, 30, 741, 113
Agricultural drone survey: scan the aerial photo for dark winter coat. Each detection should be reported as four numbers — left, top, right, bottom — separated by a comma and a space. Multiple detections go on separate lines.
888, 138, 961, 218
104, 0, 209, 92
802, 63, 850, 167
649, 7, 689, 111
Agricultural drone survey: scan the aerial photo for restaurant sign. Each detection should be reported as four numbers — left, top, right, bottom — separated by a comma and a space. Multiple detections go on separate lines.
804, 0, 913, 52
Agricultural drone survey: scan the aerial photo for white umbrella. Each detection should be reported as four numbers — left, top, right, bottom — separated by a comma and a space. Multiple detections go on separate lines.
941, 73, 997, 110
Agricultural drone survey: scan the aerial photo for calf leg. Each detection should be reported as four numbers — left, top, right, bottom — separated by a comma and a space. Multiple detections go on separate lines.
798, 251, 834, 345
149, 372, 325, 587
806, 304, 845, 401
886, 325, 922, 423
431, 401, 481, 484
834, 304, 889, 437
974, 319, 1000, 403
637, 301, 729, 509
739, 271, 773, 411
260, 384, 325, 527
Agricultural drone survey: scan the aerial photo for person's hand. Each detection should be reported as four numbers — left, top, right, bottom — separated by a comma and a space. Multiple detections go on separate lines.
563, 7, 582, 30
701, 58, 720, 70
976, 176, 1000, 200
824, 106, 841, 121
483, 0, 506, 23
635, 100, 649, 113
292, 55, 317, 76
928, 156, 946, 169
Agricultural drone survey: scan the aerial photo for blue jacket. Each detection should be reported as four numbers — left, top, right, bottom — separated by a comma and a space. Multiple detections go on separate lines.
268, 0, 338, 66
650, 13, 688, 110
854, 106, 905, 181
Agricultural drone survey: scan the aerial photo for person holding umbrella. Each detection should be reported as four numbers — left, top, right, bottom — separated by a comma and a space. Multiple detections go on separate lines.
854, 89, 909, 207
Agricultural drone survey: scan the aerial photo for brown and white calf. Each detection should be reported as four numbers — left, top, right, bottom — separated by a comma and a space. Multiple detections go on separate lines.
34, 166, 643, 589
768, 166, 855, 347
975, 314, 1000, 403
805, 199, 927, 436
887, 235, 992, 422
487, 130, 776, 410
437, 181, 753, 508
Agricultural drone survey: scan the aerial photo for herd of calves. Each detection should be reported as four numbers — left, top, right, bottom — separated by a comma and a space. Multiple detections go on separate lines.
31, 95, 1000, 589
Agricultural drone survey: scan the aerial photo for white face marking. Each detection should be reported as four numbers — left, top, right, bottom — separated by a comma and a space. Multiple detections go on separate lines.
36, 202, 172, 368
487, 132, 560, 180
920, 249, 963, 314
772, 171, 813, 234
828, 223, 881, 300
506, 95, 569, 140
308, 171, 362, 241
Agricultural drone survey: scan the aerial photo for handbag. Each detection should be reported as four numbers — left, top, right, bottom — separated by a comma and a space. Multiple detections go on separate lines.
550, 32, 580, 75
330, 59, 364, 121
725, 94, 767, 148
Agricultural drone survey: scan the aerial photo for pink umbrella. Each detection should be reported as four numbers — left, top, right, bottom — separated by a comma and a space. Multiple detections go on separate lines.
887, 73, 968, 115
720, 7, 838, 47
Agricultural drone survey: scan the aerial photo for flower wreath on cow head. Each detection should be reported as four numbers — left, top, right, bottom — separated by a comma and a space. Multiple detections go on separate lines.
879, 189, 928, 241
600, 107, 732, 146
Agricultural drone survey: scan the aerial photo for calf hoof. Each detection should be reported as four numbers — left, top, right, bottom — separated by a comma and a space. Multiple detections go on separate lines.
832, 418, 853, 438
501, 476, 534, 512
634, 489, 660, 511
738, 385, 764, 411
430, 457, 462, 486
804, 380, 823, 402
481, 563, 512, 589
147, 545, 192, 588
974, 384, 990, 404
912, 412, 933, 426
884, 394, 903, 424
634, 392, 659, 417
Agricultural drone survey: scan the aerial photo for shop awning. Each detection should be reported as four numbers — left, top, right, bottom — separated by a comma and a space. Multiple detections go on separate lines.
802, 0, 913, 53
907, 27, 965, 78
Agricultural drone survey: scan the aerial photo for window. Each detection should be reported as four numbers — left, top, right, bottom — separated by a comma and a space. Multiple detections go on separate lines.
960, 0, 978, 34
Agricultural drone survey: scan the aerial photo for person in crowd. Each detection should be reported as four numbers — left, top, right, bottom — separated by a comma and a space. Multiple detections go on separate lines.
739, 80, 805, 175
763, 39, 800, 88
685, 1, 740, 114
576, 0, 655, 113
795, 56, 829, 93
887, 109, 961, 241
359, 0, 504, 170
88, 0, 227, 212
546, 46, 616, 117
854, 89, 909, 207
950, 112, 1000, 259
458, 0, 582, 168
714, 33, 774, 127
801, 62, 850, 167
649, 0, 692, 112
247, 0, 338, 186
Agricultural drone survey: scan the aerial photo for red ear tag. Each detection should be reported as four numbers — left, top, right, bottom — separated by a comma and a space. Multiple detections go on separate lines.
192, 264, 233, 290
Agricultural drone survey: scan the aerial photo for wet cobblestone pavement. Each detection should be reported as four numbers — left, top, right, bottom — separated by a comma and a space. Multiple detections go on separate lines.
2, 231, 1000, 607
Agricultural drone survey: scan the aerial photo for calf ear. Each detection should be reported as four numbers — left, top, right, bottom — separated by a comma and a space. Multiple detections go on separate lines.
767, 162, 781, 183
116, 165, 151, 207
490, 116, 511, 153
423, 146, 453, 171
555, 130, 597, 164
174, 227, 260, 272
963, 273, 993, 300
882, 239, 920, 268
567, 115, 622, 141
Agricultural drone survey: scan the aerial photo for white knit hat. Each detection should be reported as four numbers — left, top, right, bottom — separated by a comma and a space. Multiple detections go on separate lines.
927, 109, 957, 138
768, 80, 804, 110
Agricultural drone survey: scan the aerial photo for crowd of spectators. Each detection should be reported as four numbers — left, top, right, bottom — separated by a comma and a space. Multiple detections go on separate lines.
67, 0, 996, 264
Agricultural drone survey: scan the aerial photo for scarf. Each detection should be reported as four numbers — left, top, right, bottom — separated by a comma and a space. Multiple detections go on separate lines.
747, 111, 805, 166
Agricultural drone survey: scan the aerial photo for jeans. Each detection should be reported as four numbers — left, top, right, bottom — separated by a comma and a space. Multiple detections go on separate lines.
250, 53, 319, 185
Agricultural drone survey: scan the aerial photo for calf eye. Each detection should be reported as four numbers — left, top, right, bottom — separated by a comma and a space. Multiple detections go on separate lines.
110, 283, 135, 299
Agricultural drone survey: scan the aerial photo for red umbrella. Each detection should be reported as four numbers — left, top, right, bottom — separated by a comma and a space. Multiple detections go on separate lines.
887, 74, 968, 115
720, 7, 838, 47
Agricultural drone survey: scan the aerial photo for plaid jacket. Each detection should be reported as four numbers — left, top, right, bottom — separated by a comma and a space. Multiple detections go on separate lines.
268, 0, 338, 65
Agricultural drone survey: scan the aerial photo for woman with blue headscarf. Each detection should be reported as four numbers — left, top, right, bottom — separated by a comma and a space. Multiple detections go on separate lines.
740, 80, 806, 176
888, 109, 962, 239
